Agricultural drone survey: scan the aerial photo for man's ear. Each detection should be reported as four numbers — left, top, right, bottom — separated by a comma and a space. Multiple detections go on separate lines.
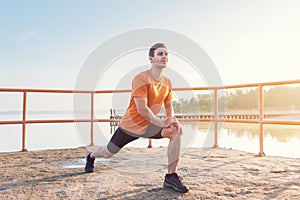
149, 56, 154, 63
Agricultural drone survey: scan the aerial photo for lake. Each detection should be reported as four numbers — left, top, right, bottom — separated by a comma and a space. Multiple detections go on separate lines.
0, 112, 299, 158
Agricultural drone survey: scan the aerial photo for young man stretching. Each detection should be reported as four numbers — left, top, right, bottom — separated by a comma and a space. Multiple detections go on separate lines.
85, 43, 189, 193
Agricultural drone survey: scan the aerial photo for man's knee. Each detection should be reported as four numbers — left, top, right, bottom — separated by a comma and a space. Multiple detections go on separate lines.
162, 126, 182, 140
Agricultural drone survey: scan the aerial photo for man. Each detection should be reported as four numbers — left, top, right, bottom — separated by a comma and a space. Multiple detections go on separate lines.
85, 43, 189, 193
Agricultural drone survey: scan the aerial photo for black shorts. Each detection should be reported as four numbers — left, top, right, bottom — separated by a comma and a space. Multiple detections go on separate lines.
107, 124, 163, 154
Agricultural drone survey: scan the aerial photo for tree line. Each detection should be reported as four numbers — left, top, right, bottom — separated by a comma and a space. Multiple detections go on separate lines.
172, 86, 300, 113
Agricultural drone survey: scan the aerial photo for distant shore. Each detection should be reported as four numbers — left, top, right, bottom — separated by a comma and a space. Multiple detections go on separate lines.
0, 147, 299, 199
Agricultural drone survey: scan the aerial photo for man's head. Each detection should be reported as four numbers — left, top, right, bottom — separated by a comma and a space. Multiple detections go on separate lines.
149, 43, 167, 57
149, 43, 168, 68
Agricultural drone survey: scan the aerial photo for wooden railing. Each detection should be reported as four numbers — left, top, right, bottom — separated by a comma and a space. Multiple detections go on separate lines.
1, 79, 300, 156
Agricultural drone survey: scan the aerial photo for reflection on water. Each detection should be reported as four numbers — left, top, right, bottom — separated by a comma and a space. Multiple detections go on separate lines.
0, 118, 299, 158
112, 122, 300, 158
222, 123, 300, 142
61, 158, 113, 169
184, 122, 300, 158
186, 122, 300, 142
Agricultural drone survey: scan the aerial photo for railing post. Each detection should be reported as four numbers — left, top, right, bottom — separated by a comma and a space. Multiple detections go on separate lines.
22, 91, 28, 151
213, 88, 219, 148
258, 85, 265, 156
147, 139, 152, 148
90, 92, 95, 146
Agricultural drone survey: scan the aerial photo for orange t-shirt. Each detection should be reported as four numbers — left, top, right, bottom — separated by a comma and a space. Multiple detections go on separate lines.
120, 70, 172, 135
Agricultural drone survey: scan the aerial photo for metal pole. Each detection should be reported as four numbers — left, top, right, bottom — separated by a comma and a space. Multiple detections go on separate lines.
213, 89, 219, 148
90, 92, 95, 146
148, 139, 152, 148
22, 91, 27, 151
258, 85, 265, 156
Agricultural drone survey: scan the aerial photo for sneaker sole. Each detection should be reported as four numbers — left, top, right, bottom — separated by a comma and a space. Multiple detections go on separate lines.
85, 169, 94, 173
163, 182, 188, 193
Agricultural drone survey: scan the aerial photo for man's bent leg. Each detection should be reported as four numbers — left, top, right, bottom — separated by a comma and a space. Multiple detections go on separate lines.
163, 127, 189, 193
167, 129, 182, 173
161, 125, 182, 173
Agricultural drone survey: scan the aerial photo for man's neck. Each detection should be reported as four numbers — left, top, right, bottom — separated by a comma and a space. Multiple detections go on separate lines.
150, 66, 163, 81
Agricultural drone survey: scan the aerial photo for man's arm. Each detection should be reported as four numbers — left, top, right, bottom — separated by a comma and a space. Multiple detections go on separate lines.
164, 100, 181, 129
134, 97, 166, 127
164, 100, 174, 118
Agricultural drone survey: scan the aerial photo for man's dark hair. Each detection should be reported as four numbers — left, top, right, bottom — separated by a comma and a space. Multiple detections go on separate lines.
149, 43, 167, 57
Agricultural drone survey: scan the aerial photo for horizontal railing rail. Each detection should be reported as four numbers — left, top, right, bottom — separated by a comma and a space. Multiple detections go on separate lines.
1, 79, 300, 155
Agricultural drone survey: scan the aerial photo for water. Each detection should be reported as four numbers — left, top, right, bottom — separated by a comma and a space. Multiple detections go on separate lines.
0, 112, 300, 158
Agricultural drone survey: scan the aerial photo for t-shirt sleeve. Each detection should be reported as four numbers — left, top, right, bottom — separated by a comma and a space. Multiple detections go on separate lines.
165, 90, 172, 101
165, 79, 173, 101
131, 74, 148, 98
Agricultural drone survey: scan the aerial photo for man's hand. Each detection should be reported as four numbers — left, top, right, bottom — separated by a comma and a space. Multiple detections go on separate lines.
162, 116, 182, 138
165, 116, 179, 128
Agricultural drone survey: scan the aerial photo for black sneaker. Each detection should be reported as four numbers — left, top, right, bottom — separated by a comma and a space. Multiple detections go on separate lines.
85, 153, 95, 173
164, 173, 189, 193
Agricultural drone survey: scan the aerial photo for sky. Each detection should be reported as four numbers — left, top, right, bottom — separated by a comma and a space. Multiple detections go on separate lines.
1, 0, 300, 90
1, 1, 300, 154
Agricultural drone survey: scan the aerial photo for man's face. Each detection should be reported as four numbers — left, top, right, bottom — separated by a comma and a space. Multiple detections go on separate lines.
150, 47, 168, 68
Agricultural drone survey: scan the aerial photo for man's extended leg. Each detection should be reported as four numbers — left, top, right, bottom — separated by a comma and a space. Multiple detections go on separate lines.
85, 147, 114, 173
85, 127, 138, 173
91, 146, 115, 158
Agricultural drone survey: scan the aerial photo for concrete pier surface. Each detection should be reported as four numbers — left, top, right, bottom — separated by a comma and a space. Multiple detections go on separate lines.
0, 147, 299, 199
